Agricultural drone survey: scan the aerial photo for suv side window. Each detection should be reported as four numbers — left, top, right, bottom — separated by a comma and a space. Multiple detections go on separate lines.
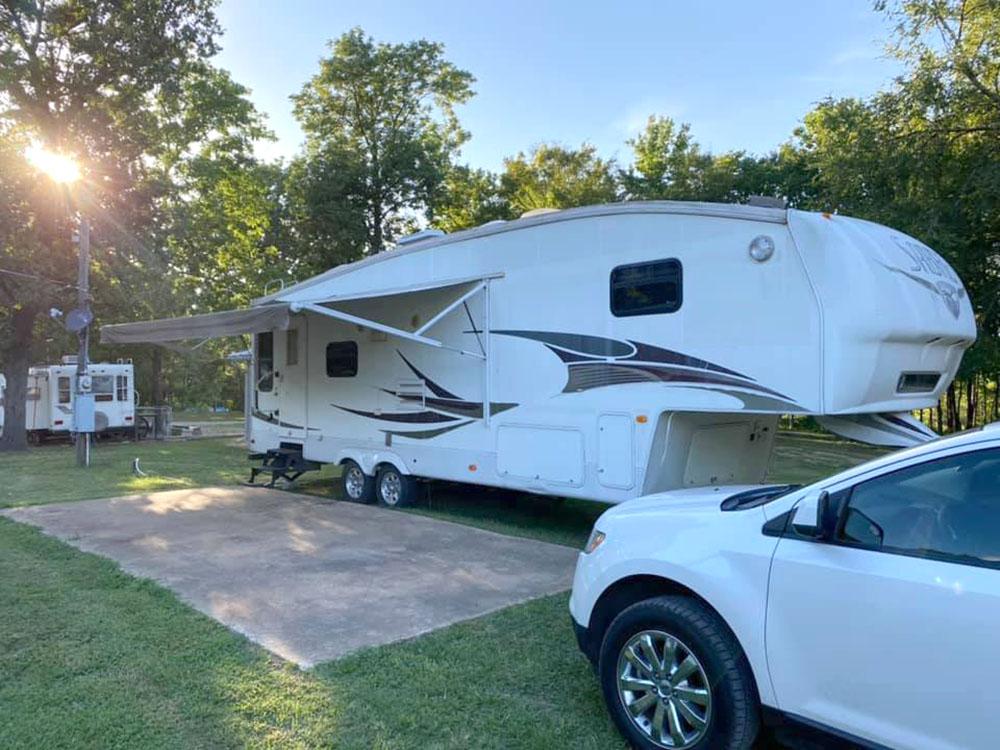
838, 448, 1000, 568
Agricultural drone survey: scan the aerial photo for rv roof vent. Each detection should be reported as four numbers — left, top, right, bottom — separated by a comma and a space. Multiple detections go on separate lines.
61, 355, 78, 365
396, 229, 446, 247
746, 195, 787, 209
480, 219, 507, 228
520, 207, 560, 219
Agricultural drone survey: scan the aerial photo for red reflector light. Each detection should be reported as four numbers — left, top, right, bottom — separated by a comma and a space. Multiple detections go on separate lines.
125, 416, 133, 421
54, 420, 63, 426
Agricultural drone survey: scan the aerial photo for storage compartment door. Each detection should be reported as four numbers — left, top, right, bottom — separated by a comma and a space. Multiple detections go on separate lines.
497, 425, 585, 487
597, 413, 634, 489
683, 422, 752, 486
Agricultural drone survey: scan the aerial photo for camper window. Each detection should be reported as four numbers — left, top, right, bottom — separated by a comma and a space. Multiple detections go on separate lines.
257, 332, 274, 391
286, 329, 299, 366
116, 375, 128, 401
93, 375, 114, 402
58, 376, 71, 404
610, 259, 683, 317
326, 341, 358, 377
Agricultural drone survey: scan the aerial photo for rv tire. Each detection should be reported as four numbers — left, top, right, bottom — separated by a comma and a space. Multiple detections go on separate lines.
341, 460, 375, 504
375, 465, 417, 508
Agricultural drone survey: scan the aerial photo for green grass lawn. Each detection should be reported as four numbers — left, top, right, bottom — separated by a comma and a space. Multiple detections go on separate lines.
0, 438, 251, 509
768, 432, 888, 486
0, 432, 887, 748
1, 516, 620, 750
171, 409, 246, 423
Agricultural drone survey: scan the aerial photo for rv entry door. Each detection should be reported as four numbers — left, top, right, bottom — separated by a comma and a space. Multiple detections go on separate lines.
275, 322, 308, 442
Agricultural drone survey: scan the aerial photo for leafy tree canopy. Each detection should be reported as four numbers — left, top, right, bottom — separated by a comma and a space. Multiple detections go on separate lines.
290, 28, 474, 262
500, 143, 618, 213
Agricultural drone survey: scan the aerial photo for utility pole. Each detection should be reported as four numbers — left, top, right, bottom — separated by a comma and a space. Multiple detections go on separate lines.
75, 216, 93, 467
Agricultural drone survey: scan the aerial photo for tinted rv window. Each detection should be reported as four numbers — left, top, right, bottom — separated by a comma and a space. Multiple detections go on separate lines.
326, 341, 358, 377
92, 375, 114, 402
58, 376, 71, 404
610, 259, 682, 317
257, 332, 274, 392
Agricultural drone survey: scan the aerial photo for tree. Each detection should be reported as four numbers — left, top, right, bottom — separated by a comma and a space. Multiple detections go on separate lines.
500, 143, 618, 213
620, 116, 815, 206
621, 117, 716, 201
0, 0, 232, 450
291, 28, 474, 263
428, 165, 513, 232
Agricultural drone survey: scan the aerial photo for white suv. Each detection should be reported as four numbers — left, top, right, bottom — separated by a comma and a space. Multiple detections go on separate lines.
571, 424, 1000, 750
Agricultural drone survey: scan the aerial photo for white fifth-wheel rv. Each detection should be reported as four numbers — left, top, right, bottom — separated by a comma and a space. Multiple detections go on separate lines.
102, 201, 976, 505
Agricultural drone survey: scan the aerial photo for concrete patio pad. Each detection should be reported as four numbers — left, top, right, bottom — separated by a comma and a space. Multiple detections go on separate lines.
2, 487, 579, 667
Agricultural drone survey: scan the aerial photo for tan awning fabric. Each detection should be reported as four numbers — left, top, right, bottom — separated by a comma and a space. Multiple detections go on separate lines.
100, 305, 290, 345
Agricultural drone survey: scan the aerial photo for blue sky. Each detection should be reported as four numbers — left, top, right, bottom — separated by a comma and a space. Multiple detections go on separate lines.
215, 0, 900, 170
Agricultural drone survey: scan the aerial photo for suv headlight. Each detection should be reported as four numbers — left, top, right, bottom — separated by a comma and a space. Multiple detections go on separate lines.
584, 529, 606, 554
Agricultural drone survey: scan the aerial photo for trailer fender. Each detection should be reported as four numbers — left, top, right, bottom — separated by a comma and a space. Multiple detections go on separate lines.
335, 450, 411, 477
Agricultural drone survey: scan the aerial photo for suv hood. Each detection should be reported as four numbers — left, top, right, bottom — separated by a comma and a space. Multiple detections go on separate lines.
603, 485, 770, 520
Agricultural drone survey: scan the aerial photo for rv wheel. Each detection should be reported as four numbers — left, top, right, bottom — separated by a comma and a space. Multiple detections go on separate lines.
341, 460, 375, 504
375, 466, 417, 508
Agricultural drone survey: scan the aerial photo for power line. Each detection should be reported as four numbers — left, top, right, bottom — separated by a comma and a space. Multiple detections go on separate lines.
0, 267, 79, 289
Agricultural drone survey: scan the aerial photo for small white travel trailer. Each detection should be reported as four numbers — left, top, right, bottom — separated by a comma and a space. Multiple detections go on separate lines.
22, 358, 136, 442
102, 201, 976, 504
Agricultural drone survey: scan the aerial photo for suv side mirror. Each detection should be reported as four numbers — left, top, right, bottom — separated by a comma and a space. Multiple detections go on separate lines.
815, 491, 834, 541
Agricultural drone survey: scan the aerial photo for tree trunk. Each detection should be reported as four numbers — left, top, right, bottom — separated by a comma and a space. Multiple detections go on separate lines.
0, 306, 38, 452
966, 378, 976, 429
994, 374, 1000, 423
946, 382, 960, 433
151, 346, 164, 406
370, 202, 384, 253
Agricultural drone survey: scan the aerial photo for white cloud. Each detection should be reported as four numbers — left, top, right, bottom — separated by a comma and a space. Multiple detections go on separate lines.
612, 98, 690, 138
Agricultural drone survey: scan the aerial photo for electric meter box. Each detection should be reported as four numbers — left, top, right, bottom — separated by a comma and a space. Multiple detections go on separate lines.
74, 392, 95, 433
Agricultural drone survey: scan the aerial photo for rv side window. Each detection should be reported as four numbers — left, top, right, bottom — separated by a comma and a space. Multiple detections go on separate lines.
610, 259, 683, 317
58, 376, 72, 404
326, 341, 358, 377
116, 375, 128, 401
93, 375, 114, 402
257, 332, 274, 392
286, 329, 299, 366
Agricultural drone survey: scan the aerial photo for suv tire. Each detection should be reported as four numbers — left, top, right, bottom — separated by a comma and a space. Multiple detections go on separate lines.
598, 595, 759, 750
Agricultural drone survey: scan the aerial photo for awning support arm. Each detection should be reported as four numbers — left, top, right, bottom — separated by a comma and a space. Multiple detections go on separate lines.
290, 302, 486, 360
482, 279, 492, 428
415, 283, 486, 336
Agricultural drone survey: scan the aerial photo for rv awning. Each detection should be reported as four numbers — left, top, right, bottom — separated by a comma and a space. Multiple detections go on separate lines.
100, 305, 290, 345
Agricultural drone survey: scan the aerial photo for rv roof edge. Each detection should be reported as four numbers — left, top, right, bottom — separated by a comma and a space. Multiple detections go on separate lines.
254, 200, 788, 306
